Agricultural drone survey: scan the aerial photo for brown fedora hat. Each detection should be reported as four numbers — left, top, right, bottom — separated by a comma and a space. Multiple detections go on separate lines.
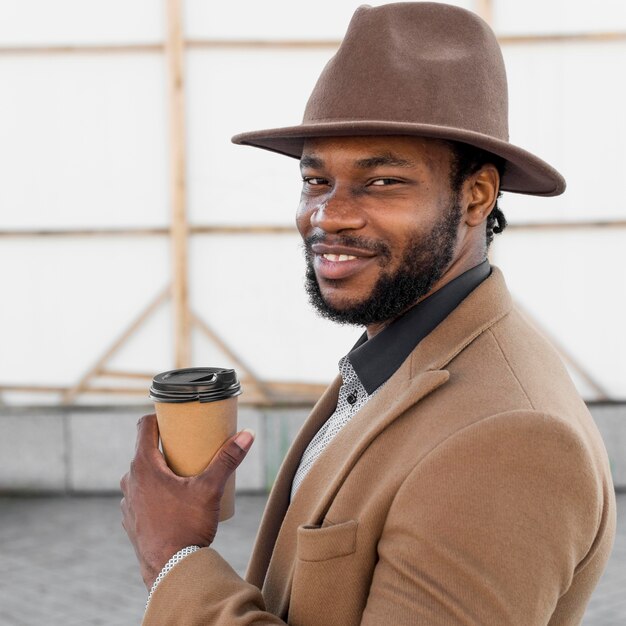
232, 2, 565, 196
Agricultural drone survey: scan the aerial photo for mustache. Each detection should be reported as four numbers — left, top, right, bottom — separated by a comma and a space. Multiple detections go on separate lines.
303, 233, 391, 260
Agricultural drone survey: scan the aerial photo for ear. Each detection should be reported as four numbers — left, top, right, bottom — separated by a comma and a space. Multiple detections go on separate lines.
464, 164, 500, 227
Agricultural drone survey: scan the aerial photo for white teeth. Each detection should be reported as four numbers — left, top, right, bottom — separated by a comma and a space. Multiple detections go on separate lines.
323, 253, 357, 262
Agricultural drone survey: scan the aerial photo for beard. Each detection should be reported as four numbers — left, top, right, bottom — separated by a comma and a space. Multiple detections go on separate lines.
303, 195, 462, 327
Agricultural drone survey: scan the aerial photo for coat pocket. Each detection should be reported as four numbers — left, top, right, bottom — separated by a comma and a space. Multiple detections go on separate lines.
296, 519, 358, 562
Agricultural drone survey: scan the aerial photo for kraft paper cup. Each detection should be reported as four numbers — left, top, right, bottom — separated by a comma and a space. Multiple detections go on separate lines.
150, 368, 242, 522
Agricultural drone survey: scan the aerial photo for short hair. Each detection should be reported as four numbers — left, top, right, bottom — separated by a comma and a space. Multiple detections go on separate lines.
448, 141, 508, 248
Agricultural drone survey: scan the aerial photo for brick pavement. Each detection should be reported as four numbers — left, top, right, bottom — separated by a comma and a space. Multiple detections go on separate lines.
0, 493, 623, 625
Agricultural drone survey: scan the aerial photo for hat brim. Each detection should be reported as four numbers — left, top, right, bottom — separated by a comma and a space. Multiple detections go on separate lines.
232, 120, 565, 197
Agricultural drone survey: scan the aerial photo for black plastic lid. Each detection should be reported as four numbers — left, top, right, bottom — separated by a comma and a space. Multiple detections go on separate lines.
149, 367, 241, 403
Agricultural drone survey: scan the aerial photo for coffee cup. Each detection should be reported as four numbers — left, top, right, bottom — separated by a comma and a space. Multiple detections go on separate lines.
149, 367, 242, 521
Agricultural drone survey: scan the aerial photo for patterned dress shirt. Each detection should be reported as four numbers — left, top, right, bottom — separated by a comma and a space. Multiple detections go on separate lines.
290, 355, 381, 499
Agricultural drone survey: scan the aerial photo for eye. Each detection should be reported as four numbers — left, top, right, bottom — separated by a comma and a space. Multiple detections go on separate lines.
302, 177, 328, 186
369, 178, 402, 186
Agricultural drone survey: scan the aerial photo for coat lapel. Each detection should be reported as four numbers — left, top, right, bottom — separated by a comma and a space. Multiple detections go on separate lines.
262, 360, 450, 617
245, 375, 342, 588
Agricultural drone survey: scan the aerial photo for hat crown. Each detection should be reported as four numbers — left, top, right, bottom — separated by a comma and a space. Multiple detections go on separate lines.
232, 2, 566, 196
304, 2, 509, 141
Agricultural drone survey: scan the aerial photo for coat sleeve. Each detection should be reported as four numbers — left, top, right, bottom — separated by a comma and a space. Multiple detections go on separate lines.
142, 547, 286, 625
360, 410, 603, 625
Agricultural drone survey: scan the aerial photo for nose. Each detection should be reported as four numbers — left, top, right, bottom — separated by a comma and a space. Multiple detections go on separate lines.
309, 192, 366, 233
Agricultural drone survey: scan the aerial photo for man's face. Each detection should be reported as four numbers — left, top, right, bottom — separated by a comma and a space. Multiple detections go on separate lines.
296, 136, 463, 328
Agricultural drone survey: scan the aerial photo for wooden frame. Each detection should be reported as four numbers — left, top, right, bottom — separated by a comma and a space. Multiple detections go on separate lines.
1, 0, 623, 404
1, 220, 625, 240
1, 32, 626, 57
166, 0, 191, 370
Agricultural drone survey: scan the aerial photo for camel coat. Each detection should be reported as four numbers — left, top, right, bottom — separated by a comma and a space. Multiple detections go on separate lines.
143, 268, 615, 625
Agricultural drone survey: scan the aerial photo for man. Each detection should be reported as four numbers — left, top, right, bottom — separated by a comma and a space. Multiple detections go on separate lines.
121, 3, 616, 624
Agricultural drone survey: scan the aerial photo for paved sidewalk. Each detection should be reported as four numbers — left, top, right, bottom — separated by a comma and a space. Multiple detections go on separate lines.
0, 494, 266, 625
0, 493, 623, 625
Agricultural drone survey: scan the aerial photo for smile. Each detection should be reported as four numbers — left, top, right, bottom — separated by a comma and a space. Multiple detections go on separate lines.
314, 252, 377, 281
322, 254, 357, 262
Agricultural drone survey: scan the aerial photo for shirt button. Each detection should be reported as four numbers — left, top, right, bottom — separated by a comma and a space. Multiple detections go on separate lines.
347, 393, 357, 405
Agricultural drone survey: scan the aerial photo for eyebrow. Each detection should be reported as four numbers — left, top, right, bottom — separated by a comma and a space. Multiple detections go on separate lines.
300, 155, 324, 170
355, 154, 416, 169
300, 152, 415, 171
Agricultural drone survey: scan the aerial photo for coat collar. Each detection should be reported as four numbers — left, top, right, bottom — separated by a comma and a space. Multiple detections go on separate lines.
246, 267, 513, 615
349, 259, 491, 393
409, 265, 512, 374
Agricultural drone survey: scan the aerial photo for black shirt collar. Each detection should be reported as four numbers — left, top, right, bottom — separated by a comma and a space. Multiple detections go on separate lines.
347, 260, 491, 394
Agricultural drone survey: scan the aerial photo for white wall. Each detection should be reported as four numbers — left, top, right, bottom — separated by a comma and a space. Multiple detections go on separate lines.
184, 0, 475, 40
0, 0, 163, 45
0, 54, 169, 229
503, 41, 626, 222
493, 0, 626, 35
0, 0, 624, 404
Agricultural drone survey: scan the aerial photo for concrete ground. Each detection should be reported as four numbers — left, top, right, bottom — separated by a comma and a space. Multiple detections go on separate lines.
0, 493, 623, 625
